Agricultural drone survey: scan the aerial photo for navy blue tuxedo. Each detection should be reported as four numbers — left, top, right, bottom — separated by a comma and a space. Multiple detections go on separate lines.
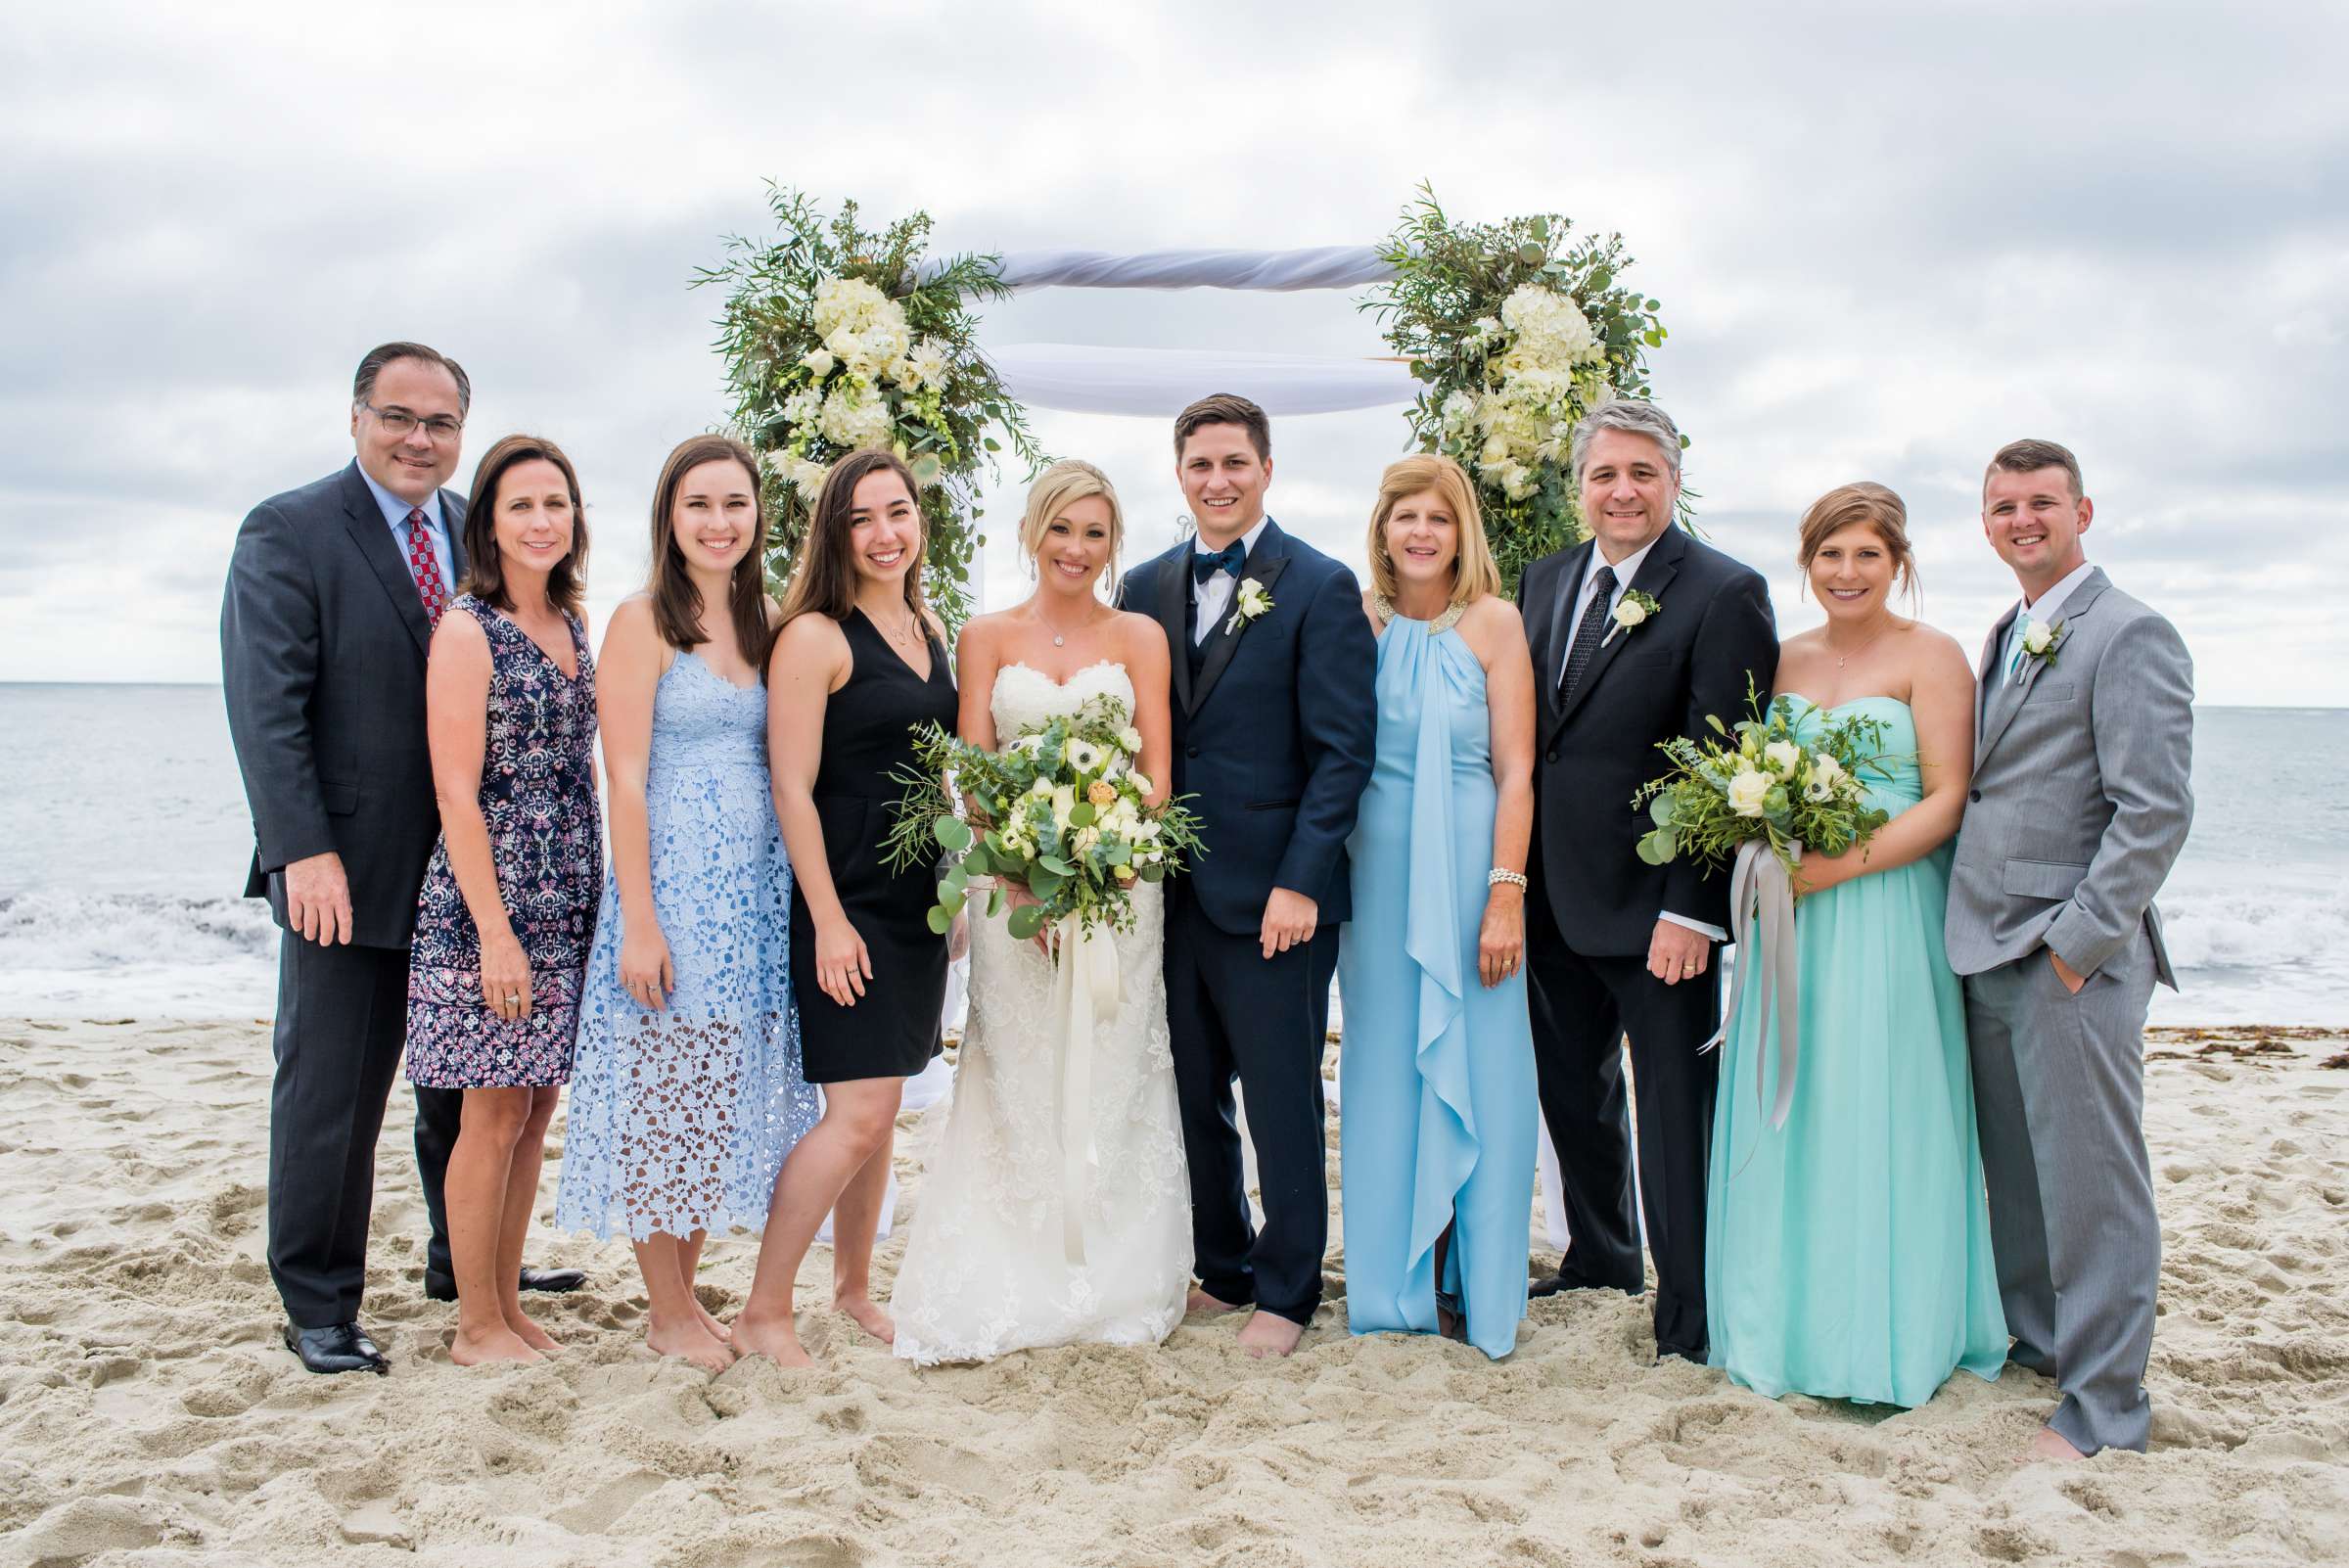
221, 459, 472, 1324
1513, 523, 1775, 1360
1119, 519, 1375, 1323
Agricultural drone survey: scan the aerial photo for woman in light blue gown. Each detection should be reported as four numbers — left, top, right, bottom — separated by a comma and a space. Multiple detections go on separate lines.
1339, 454, 1539, 1360
1706, 482, 2006, 1407
555, 437, 819, 1371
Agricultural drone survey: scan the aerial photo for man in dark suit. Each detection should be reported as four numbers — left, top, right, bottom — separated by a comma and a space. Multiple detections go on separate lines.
1514, 399, 1775, 1363
221, 342, 580, 1375
1117, 393, 1376, 1358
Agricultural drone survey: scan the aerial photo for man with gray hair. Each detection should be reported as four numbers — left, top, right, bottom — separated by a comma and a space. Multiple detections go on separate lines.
1514, 399, 1775, 1363
1947, 438, 2192, 1457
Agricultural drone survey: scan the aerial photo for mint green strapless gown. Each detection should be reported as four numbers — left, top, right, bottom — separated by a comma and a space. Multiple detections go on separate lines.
1705, 696, 2006, 1407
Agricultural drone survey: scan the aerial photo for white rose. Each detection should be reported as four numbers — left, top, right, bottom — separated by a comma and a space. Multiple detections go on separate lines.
1612, 597, 1649, 629
801, 347, 836, 380
1727, 769, 1773, 818
1128, 772, 1153, 801
1027, 773, 1054, 798
1117, 725, 1143, 754
1763, 740, 1803, 775
2021, 620, 2055, 656
1049, 785, 1077, 825
1074, 825, 1101, 853
1810, 754, 1845, 789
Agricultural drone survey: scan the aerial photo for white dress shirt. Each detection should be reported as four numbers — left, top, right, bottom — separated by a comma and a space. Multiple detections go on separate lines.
2001, 557, 2096, 682
1191, 516, 1270, 646
358, 466, 456, 597
1559, 533, 1726, 944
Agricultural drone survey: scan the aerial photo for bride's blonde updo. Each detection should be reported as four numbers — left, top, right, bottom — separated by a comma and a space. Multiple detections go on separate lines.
1018, 459, 1126, 577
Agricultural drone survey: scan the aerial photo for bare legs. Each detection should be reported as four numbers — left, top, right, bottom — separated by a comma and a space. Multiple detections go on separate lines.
447, 1084, 562, 1365
633, 1228, 733, 1371
732, 1077, 903, 1365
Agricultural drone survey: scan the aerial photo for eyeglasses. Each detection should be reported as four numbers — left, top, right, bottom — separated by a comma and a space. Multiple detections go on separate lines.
360, 401, 464, 441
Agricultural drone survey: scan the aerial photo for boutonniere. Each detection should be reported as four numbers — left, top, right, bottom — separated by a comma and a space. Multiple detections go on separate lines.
2017, 616, 2067, 674
1601, 588, 1662, 647
1224, 576, 1273, 635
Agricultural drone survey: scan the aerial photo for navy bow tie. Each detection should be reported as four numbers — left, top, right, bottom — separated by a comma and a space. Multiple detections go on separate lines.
1192, 541, 1247, 583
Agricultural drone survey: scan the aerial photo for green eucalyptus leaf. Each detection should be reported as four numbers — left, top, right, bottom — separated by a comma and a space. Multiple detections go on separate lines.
926, 904, 952, 935
934, 816, 973, 853
1006, 903, 1046, 941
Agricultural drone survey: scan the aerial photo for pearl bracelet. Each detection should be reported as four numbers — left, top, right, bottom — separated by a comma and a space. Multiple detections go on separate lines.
1488, 868, 1528, 890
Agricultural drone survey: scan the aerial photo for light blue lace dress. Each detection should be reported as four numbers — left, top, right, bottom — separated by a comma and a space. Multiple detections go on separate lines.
555, 650, 819, 1241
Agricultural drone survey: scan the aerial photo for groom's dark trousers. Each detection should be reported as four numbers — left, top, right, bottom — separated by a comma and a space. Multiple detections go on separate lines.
1120, 521, 1374, 1327
1516, 527, 1774, 1361
222, 461, 466, 1324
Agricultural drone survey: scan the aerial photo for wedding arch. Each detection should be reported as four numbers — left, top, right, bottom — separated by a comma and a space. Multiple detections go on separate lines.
698, 186, 1677, 625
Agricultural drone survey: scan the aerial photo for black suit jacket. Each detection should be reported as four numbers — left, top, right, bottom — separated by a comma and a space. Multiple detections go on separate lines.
220, 461, 468, 949
1118, 521, 1377, 937
1517, 527, 1776, 956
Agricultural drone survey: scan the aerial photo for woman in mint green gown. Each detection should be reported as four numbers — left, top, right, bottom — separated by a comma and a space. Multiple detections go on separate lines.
1339, 455, 1539, 1360
1706, 483, 2006, 1407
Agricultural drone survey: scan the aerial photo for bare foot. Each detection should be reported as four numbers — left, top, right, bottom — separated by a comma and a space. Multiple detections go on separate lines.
646, 1314, 736, 1373
1186, 1287, 1244, 1315
730, 1309, 813, 1367
1236, 1310, 1305, 1359
835, 1291, 896, 1346
506, 1313, 560, 1353
2026, 1425, 2089, 1462
450, 1324, 542, 1366
694, 1299, 733, 1343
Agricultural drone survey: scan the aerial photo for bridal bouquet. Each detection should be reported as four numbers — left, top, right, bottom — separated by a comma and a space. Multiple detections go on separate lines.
887, 695, 1204, 943
1634, 682, 1896, 884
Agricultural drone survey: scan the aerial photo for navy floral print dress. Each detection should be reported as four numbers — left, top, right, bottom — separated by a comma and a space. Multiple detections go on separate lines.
405, 595, 602, 1088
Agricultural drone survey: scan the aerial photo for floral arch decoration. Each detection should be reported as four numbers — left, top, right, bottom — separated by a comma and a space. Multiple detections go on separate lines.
701, 187, 1676, 626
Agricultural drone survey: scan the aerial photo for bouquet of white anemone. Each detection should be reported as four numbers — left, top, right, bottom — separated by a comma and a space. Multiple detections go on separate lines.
1634, 681, 1897, 885
886, 694, 1205, 944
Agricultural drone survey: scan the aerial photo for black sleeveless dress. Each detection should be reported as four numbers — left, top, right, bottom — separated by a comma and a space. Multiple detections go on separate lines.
790, 606, 957, 1083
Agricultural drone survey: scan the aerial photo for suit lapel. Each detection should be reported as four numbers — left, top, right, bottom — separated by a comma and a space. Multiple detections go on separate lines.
1533, 542, 1591, 735
1151, 543, 1193, 714
1548, 530, 1685, 743
1190, 522, 1292, 718
337, 463, 435, 659
1976, 569, 2110, 766
443, 486, 469, 581
1973, 605, 2013, 761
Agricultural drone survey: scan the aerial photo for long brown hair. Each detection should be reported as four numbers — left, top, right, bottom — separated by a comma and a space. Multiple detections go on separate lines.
459, 434, 588, 619
776, 448, 932, 629
647, 435, 772, 666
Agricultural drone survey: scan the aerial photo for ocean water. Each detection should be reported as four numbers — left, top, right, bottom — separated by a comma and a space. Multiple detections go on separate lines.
0, 683, 2335, 1024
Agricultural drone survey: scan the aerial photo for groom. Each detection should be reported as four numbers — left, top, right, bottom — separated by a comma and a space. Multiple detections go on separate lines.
1947, 438, 2193, 1458
1118, 393, 1376, 1357
1515, 399, 1775, 1363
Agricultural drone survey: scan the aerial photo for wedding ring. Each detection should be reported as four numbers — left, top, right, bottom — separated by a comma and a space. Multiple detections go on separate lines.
504, 993, 522, 1004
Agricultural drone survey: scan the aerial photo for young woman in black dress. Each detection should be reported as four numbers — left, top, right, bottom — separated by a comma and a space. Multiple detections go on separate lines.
734, 448, 956, 1366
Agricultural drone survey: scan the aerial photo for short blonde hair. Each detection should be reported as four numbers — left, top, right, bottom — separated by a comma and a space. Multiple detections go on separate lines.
1017, 459, 1125, 575
1366, 453, 1499, 608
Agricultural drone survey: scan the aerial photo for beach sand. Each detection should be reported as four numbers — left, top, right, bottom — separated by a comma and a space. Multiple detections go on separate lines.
0, 1017, 2343, 1567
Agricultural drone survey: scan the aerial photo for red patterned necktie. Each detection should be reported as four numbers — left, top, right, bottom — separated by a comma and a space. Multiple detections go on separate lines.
404, 507, 450, 627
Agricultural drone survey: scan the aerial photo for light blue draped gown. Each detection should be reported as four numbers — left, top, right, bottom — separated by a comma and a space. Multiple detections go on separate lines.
1339, 609, 1538, 1360
1706, 695, 2006, 1406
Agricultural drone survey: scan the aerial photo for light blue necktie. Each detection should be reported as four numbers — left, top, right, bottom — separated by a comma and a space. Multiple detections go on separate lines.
2004, 621, 2030, 685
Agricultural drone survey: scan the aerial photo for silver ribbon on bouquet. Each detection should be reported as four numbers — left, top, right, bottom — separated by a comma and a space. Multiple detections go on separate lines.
1049, 913, 1122, 1267
1703, 839, 1803, 1131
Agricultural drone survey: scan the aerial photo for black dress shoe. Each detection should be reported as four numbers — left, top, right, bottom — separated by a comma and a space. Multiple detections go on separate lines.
518, 1266, 586, 1295
283, 1320, 390, 1376
1528, 1266, 1644, 1300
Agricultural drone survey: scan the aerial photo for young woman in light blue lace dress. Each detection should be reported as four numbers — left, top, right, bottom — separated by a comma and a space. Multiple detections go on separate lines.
555, 437, 818, 1371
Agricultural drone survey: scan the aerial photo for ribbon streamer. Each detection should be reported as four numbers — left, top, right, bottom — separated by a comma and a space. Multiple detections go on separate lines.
1703, 838, 1803, 1130
1049, 914, 1122, 1266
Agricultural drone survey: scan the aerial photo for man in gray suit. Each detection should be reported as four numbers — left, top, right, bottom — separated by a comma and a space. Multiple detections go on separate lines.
221, 342, 580, 1375
1946, 438, 2193, 1458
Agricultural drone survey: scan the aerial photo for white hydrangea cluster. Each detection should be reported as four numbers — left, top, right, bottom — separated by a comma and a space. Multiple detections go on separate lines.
782, 274, 957, 497
1441, 283, 1613, 501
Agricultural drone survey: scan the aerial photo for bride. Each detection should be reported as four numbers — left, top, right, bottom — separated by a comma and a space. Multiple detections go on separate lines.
890, 460, 1192, 1364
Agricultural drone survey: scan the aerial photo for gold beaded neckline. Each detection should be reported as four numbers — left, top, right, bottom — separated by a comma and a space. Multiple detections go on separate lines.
1374, 594, 1467, 634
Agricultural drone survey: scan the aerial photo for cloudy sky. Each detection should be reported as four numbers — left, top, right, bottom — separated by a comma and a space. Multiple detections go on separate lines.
4, 1, 2342, 704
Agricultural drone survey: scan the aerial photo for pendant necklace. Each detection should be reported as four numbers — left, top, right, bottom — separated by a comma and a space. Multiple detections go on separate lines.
1830, 618, 1895, 669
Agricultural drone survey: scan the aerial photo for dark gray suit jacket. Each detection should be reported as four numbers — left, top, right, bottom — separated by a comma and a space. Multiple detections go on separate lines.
220, 460, 468, 949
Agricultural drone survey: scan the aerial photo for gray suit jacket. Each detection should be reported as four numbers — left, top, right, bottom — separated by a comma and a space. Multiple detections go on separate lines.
1945, 567, 2192, 985
220, 461, 468, 949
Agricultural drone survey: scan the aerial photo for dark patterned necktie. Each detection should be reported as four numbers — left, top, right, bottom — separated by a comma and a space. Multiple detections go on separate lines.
1558, 564, 1617, 705
405, 508, 451, 628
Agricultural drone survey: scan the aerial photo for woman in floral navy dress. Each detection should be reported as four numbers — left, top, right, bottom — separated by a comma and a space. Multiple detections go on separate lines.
406, 434, 601, 1367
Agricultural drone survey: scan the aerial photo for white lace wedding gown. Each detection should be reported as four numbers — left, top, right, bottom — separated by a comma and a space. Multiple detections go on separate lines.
891, 662, 1193, 1364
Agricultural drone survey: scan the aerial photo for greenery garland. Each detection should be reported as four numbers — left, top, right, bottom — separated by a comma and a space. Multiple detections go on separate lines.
1364, 183, 1680, 591
696, 186, 1043, 628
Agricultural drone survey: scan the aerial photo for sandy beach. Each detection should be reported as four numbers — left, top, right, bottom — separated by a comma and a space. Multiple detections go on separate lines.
0, 1017, 2342, 1567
